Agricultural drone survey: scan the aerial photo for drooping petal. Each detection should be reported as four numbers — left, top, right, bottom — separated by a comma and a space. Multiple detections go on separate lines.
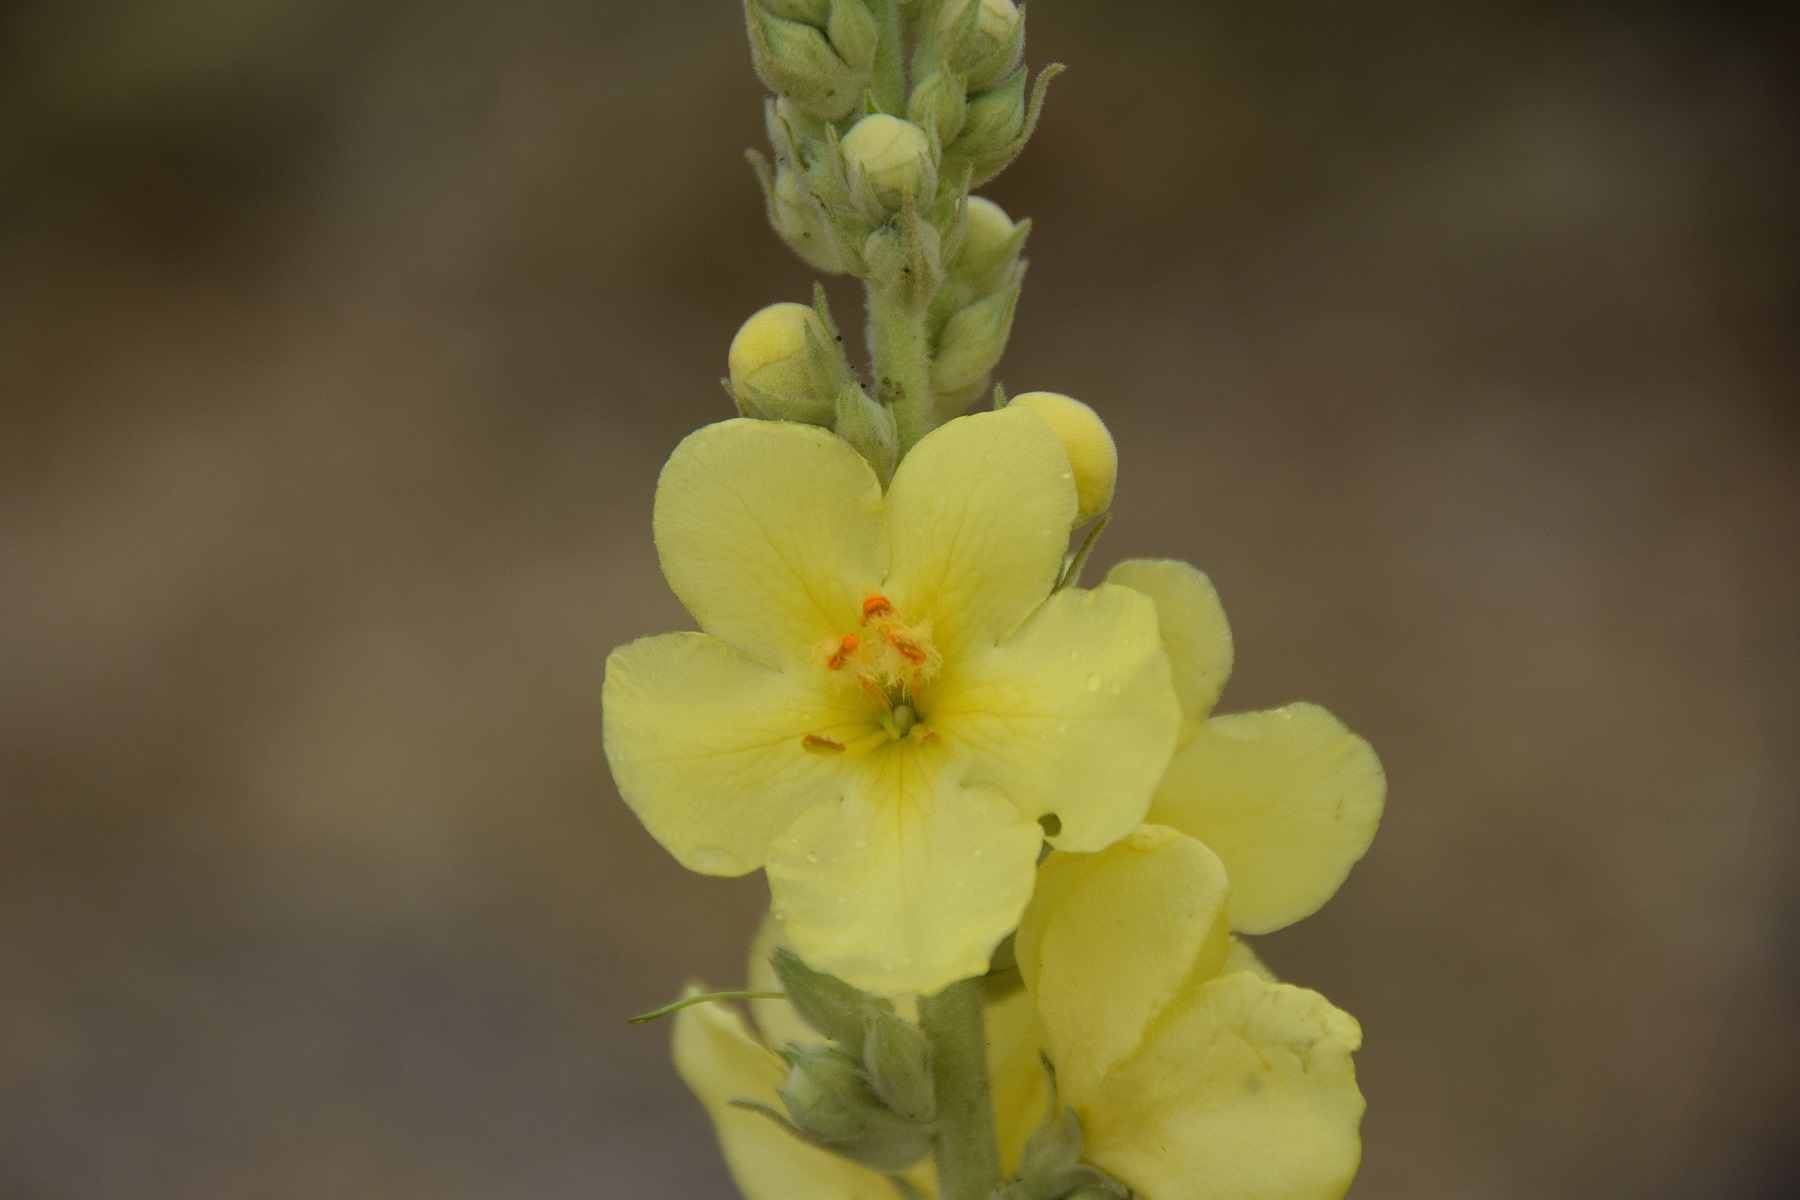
984, 982, 1052, 1177
882, 406, 1077, 660
930, 584, 1179, 851
672, 993, 908, 1200
1150, 703, 1385, 934
603, 631, 864, 875
654, 419, 887, 668
1077, 973, 1365, 1200
765, 749, 1041, 997
1014, 826, 1231, 1098
1105, 558, 1233, 743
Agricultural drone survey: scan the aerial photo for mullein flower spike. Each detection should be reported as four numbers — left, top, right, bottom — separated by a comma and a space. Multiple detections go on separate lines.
606, 5, 1387, 1199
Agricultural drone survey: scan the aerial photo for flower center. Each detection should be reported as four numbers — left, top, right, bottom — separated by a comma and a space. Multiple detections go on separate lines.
804, 593, 943, 754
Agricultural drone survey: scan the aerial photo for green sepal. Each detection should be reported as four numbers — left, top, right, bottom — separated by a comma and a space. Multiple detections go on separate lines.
770, 945, 892, 1053
862, 1007, 936, 1123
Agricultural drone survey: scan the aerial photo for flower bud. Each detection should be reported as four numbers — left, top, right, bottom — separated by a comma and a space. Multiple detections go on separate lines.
825, 0, 879, 73
728, 302, 841, 426
746, 4, 868, 120
949, 69, 1026, 177
779, 1044, 935, 1171
841, 113, 936, 206
950, 195, 1027, 295
930, 283, 1018, 395
761, 0, 830, 22
933, 0, 1025, 92
771, 165, 846, 273
906, 65, 968, 143
1011, 391, 1117, 523
862, 1008, 935, 1123
769, 945, 887, 1053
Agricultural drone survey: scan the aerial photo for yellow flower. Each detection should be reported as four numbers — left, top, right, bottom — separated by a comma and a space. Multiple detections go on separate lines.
1106, 559, 1386, 933
1014, 825, 1366, 1200
604, 406, 1180, 996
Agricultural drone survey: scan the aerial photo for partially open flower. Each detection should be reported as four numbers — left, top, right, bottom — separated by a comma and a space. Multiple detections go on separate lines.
842, 113, 936, 205
729, 301, 840, 426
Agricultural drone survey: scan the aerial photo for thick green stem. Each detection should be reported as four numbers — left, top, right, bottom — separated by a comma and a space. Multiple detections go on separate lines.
918, 977, 1002, 1200
870, 0, 906, 113
867, 284, 935, 452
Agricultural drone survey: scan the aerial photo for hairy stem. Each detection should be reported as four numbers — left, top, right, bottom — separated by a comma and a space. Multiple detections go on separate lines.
918, 977, 1002, 1200
867, 284, 935, 453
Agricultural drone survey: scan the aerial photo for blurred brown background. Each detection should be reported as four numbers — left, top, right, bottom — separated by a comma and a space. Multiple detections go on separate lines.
2, 0, 1796, 1196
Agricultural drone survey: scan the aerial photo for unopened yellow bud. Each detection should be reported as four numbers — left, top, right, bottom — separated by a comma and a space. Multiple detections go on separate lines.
841, 113, 935, 203
933, 0, 1024, 92
728, 302, 838, 425
1012, 391, 1117, 523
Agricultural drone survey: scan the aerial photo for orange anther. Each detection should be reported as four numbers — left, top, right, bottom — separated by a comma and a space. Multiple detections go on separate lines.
888, 632, 929, 664
801, 734, 845, 754
861, 595, 893, 624
826, 635, 859, 670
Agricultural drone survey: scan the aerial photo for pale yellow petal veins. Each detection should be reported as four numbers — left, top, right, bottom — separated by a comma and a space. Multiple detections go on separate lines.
931, 584, 1179, 851
672, 993, 904, 1200
882, 406, 1076, 661
1105, 558, 1233, 744
1078, 973, 1365, 1200
1150, 703, 1385, 934
1015, 826, 1231, 1098
603, 631, 863, 875
765, 750, 1041, 997
654, 419, 887, 668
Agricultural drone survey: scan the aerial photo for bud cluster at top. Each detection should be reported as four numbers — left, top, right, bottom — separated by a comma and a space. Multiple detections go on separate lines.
737, 0, 1063, 457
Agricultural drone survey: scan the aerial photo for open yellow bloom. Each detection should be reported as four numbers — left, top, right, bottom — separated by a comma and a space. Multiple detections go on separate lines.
1015, 825, 1366, 1200
604, 406, 1180, 995
1106, 559, 1386, 933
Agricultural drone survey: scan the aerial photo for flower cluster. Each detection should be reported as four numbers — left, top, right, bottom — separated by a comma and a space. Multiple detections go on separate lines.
601, 4, 1386, 1199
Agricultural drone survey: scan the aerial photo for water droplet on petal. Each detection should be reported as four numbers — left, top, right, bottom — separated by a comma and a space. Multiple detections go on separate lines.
853, 839, 867, 850
971, 847, 982, 858
1057, 722, 1069, 734
1069, 649, 1080, 661
1110, 680, 1122, 695
1087, 673, 1102, 692
805, 852, 820, 864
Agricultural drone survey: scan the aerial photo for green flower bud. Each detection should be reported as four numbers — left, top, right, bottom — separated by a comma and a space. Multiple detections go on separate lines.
746, 3, 868, 120
826, 0, 879, 74
770, 945, 888, 1053
950, 68, 1025, 167
834, 384, 899, 486
761, 0, 830, 23
906, 65, 968, 143
933, 0, 1024, 92
930, 282, 1019, 394
779, 1045, 934, 1172
861, 217, 943, 298
841, 113, 937, 206
728, 302, 843, 425
951, 195, 1028, 295
862, 1008, 935, 1123
772, 165, 846, 273
1012, 391, 1117, 523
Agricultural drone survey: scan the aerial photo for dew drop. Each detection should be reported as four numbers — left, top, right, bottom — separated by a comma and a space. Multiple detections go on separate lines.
1057, 722, 1069, 734
971, 847, 983, 859
1110, 681, 1122, 695
854, 839, 867, 850
805, 852, 820, 864
1068, 649, 1080, 661
1086, 673, 1102, 692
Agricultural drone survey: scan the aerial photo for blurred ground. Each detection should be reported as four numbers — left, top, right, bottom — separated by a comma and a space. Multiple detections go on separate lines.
1, 1, 1796, 1197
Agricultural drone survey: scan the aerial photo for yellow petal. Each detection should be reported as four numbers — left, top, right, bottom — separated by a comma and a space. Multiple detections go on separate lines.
882, 406, 1076, 660
1009, 391, 1118, 524
1105, 558, 1233, 744
655, 419, 887, 668
672, 993, 905, 1200
745, 907, 820, 1053
1014, 826, 1230, 1098
1078, 973, 1365, 1200
1150, 703, 1385, 934
984, 982, 1052, 1176
603, 631, 862, 875
1223, 936, 1279, 983
931, 584, 1179, 851
765, 749, 1041, 996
